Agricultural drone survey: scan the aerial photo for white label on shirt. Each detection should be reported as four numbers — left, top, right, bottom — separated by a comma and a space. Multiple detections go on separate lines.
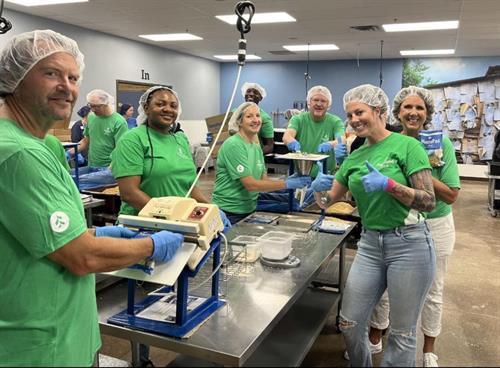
50, 211, 70, 233
236, 164, 244, 173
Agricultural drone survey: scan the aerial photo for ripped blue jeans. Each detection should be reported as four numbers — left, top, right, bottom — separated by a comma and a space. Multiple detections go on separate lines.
340, 222, 435, 367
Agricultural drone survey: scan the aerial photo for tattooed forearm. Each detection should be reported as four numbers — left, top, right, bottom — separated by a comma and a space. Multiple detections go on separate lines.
387, 169, 435, 212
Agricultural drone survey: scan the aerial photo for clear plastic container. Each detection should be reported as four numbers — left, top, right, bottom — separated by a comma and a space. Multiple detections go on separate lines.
231, 235, 261, 263
259, 235, 292, 261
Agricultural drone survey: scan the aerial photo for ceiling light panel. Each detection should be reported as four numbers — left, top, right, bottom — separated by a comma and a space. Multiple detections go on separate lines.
400, 49, 455, 56
6, 0, 87, 5
216, 12, 296, 25
214, 55, 261, 61
283, 44, 339, 52
383, 20, 459, 32
139, 33, 202, 41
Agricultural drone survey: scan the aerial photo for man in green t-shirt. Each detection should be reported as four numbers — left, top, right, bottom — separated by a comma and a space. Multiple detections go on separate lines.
75, 89, 128, 167
241, 82, 274, 154
0, 30, 184, 366
283, 85, 347, 176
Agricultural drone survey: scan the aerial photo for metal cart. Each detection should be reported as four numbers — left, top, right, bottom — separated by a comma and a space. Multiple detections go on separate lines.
487, 162, 500, 217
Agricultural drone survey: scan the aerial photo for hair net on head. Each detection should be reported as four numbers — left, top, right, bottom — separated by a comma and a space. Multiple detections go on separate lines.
241, 82, 267, 99
392, 86, 435, 125
307, 85, 332, 108
343, 84, 389, 116
77, 105, 91, 118
136, 86, 182, 126
86, 89, 115, 108
0, 29, 85, 97
228, 102, 257, 134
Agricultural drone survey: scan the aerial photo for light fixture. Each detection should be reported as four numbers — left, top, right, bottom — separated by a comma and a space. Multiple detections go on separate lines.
139, 33, 202, 41
6, 0, 87, 5
383, 20, 459, 32
216, 12, 295, 25
283, 44, 339, 52
214, 54, 261, 61
400, 49, 455, 56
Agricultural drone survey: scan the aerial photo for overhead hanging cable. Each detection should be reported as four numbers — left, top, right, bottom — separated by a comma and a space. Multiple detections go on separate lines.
186, 1, 255, 197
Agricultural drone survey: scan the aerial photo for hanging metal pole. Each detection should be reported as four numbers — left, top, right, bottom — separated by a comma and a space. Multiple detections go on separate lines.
379, 40, 384, 87
304, 42, 311, 111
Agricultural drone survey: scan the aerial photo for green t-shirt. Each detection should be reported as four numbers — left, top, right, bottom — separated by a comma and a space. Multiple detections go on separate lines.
44, 134, 70, 171
212, 134, 266, 214
0, 118, 100, 366
259, 108, 274, 139
111, 125, 197, 215
84, 111, 128, 167
288, 111, 344, 176
427, 136, 461, 219
336, 133, 431, 230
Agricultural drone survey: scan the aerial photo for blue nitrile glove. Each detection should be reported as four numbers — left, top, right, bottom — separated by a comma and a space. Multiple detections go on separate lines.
317, 142, 333, 153
65, 150, 71, 162
149, 231, 184, 263
361, 161, 389, 193
77, 153, 85, 165
285, 173, 312, 189
95, 226, 139, 238
311, 162, 334, 192
219, 209, 232, 233
334, 136, 347, 164
286, 140, 301, 152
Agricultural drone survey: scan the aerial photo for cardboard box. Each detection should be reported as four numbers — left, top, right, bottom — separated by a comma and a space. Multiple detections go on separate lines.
205, 113, 232, 159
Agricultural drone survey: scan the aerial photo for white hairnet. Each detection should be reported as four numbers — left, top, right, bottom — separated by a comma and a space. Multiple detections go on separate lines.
228, 102, 258, 135
343, 84, 389, 116
0, 29, 84, 97
136, 86, 182, 126
86, 89, 115, 109
307, 85, 332, 108
241, 82, 267, 99
392, 86, 435, 125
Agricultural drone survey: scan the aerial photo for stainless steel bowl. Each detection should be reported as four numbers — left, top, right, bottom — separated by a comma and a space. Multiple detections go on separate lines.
294, 159, 314, 175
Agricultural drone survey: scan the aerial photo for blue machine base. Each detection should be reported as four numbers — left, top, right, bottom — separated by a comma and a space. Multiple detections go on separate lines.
108, 293, 226, 338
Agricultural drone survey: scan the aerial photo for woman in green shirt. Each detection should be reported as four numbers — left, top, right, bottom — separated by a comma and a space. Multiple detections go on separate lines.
212, 102, 311, 224
368, 86, 460, 367
111, 86, 218, 218
310, 84, 437, 367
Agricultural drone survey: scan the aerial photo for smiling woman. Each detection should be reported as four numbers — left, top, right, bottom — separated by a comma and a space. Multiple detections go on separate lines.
110, 86, 210, 217
212, 101, 311, 224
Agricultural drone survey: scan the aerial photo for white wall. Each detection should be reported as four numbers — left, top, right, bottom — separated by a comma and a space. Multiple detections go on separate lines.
1, 10, 220, 121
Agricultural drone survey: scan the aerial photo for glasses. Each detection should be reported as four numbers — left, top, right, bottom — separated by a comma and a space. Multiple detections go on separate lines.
87, 103, 105, 109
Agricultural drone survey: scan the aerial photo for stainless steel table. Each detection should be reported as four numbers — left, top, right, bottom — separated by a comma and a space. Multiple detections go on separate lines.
83, 197, 105, 227
98, 214, 354, 366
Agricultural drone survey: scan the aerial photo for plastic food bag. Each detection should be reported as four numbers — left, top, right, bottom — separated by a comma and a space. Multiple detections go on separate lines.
419, 130, 445, 168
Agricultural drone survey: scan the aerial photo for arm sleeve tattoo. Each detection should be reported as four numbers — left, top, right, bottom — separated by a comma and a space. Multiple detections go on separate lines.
388, 169, 436, 212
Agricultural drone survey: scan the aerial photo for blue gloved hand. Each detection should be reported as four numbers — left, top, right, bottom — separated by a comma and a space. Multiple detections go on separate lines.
77, 153, 85, 165
95, 226, 138, 238
310, 162, 335, 192
219, 209, 232, 233
286, 140, 301, 152
334, 136, 347, 164
65, 150, 71, 162
317, 142, 333, 153
149, 231, 184, 263
285, 173, 312, 189
361, 161, 389, 193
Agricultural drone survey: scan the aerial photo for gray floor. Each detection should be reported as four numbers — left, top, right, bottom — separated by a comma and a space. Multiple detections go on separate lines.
99, 173, 500, 367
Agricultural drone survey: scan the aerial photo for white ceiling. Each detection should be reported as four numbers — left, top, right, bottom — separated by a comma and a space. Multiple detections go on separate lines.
5, 0, 500, 62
